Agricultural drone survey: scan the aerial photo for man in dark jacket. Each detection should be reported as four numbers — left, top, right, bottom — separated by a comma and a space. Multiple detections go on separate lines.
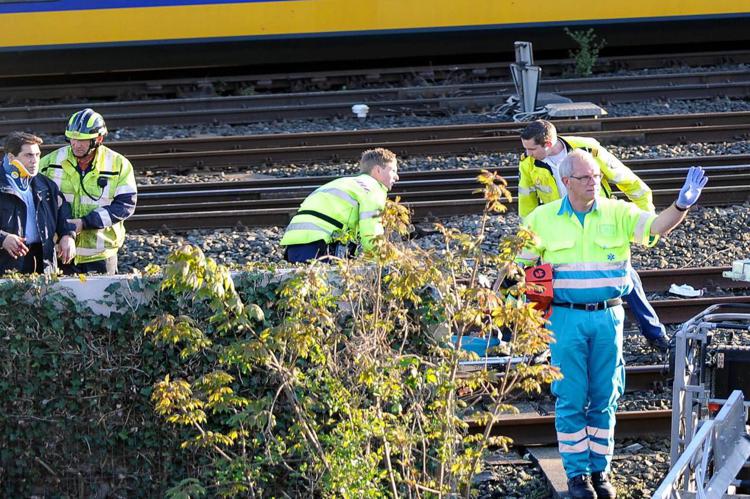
0, 132, 76, 274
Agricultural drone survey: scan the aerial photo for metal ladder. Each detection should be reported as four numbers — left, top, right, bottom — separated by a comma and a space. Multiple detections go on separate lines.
653, 304, 750, 498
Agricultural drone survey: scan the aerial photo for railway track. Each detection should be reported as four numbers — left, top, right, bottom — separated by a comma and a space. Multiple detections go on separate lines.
128, 162, 750, 230
19, 111, 750, 173
136, 164, 749, 206
129, 184, 748, 230
476, 409, 672, 446
3, 49, 749, 102
4, 71, 750, 134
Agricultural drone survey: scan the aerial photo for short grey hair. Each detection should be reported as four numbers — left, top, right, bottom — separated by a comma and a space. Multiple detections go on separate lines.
559, 149, 598, 178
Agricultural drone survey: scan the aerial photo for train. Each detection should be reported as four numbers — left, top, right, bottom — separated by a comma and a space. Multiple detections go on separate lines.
1, 0, 750, 78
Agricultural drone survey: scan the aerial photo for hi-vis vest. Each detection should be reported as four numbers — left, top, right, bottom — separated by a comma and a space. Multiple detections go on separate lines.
41, 146, 136, 264
280, 174, 388, 251
516, 197, 657, 304
517, 136, 653, 219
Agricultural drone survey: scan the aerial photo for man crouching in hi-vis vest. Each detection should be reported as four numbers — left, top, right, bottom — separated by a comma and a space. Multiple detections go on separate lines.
516, 150, 707, 499
281, 148, 399, 263
40, 109, 137, 275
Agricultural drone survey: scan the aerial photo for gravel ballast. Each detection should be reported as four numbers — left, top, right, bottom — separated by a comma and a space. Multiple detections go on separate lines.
42, 84, 750, 497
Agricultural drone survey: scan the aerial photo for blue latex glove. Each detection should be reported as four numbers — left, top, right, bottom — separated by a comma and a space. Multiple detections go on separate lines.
676, 166, 708, 209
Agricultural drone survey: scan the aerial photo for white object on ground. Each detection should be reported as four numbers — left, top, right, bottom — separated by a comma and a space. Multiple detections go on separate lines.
723, 259, 750, 282
668, 283, 704, 298
351, 104, 369, 118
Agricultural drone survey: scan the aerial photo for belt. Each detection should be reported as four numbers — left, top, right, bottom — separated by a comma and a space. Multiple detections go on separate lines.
553, 298, 623, 312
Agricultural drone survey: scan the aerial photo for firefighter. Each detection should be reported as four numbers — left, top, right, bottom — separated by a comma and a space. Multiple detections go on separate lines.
40, 109, 137, 275
518, 119, 670, 352
517, 150, 706, 498
280, 148, 399, 263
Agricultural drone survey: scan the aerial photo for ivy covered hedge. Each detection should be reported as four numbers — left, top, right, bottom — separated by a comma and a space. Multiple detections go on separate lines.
0, 271, 280, 497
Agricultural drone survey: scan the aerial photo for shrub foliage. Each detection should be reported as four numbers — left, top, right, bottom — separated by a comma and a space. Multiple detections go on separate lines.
1, 171, 558, 497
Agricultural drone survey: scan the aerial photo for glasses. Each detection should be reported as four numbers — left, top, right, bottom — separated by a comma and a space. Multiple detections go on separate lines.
568, 174, 603, 184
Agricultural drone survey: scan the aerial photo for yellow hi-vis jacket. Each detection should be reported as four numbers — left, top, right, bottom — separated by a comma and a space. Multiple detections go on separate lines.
518, 136, 654, 219
280, 174, 388, 251
40, 145, 137, 264
516, 196, 658, 304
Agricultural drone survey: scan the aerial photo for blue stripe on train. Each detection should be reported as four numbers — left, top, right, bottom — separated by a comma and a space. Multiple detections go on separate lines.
0, 0, 296, 15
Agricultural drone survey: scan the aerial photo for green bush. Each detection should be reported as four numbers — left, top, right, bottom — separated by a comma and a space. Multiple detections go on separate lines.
565, 28, 606, 77
146, 172, 558, 497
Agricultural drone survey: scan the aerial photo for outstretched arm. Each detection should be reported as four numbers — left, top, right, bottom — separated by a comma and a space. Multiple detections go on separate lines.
650, 166, 708, 236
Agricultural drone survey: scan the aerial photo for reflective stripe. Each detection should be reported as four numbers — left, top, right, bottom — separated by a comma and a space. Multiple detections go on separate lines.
317, 187, 358, 208
285, 222, 333, 235
557, 428, 587, 441
536, 184, 553, 193
634, 212, 651, 243
46, 148, 68, 184
76, 247, 103, 257
518, 186, 536, 195
95, 208, 112, 227
553, 276, 629, 289
92, 196, 113, 209
55, 148, 67, 164
628, 188, 647, 199
114, 184, 137, 196
586, 426, 612, 439
559, 439, 589, 453
359, 210, 380, 220
555, 262, 627, 272
63, 193, 75, 204
95, 230, 107, 251
517, 250, 538, 262
588, 440, 613, 455
609, 170, 627, 183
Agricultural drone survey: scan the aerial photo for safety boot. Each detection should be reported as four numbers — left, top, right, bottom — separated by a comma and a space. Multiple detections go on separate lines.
592, 471, 617, 498
567, 474, 596, 499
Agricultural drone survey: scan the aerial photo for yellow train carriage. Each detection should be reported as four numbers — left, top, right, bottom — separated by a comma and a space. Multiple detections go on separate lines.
1, 0, 749, 76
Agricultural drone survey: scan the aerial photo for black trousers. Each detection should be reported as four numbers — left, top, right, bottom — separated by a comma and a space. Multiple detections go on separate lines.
21, 243, 44, 274
61, 255, 118, 275
283, 240, 357, 263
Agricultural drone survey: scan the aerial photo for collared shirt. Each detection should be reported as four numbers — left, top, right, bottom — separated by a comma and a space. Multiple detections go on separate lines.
517, 196, 657, 304
5, 173, 39, 243
542, 146, 569, 197
559, 195, 593, 225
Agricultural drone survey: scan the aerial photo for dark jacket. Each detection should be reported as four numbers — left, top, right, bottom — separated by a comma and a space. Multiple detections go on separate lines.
0, 173, 75, 274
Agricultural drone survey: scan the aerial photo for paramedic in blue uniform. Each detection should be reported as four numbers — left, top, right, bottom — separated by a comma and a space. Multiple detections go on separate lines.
517, 150, 707, 499
518, 120, 670, 352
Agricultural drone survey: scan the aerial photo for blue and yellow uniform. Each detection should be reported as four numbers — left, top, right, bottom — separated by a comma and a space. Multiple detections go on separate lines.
519, 135, 666, 345
40, 145, 137, 266
517, 195, 657, 479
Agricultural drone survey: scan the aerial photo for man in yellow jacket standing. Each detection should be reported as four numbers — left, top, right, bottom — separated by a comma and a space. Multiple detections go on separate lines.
517, 120, 669, 352
281, 148, 399, 263
40, 108, 137, 275
517, 150, 706, 498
